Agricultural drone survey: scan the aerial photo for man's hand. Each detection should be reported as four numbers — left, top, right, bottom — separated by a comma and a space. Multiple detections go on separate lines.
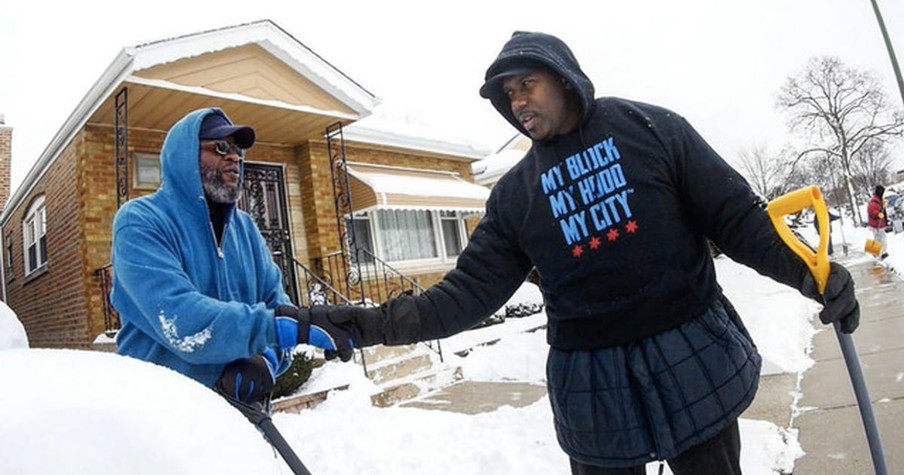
275, 306, 356, 362
801, 262, 860, 333
326, 305, 386, 348
216, 354, 275, 405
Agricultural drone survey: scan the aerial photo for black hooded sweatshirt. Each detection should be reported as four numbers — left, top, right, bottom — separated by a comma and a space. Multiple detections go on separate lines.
379, 31, 810, 351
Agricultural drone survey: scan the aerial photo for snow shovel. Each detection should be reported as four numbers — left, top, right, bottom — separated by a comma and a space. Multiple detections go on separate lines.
768, 185, 888, 475
220, 393, 313, 475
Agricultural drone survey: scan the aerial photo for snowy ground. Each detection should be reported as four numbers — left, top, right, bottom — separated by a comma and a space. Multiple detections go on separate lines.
0, 213, 899, 475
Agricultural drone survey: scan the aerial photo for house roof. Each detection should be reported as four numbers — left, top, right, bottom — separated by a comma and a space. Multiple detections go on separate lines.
470, 134, 532, 187
344, 113, 492, 161
2, 19, 379, 224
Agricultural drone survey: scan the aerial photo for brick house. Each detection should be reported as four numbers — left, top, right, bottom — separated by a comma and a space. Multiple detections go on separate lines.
471, 134, 532, 188
0, 20, 490, 351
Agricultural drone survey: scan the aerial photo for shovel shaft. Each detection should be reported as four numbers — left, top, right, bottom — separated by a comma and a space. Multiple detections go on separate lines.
258, 417, 313, 475
835, 322, 888, 475
220, 394, 313, 475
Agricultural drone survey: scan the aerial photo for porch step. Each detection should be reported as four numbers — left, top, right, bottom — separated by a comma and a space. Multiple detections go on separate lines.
365, 351, 435, 385
370, 365, 464, 407
357, 343, 421, 363
357, 343, 464, 407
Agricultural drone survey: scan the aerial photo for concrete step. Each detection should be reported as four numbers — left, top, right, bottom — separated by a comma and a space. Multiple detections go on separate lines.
356, 343, 420, 364
365, 351, 436, 385
370, 365, 464, 407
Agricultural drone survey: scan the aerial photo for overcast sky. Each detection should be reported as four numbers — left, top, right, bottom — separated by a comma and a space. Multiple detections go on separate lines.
2, 0, 903, 194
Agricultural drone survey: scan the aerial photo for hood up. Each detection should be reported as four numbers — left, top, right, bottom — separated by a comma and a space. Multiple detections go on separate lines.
158, 107, 243, 219
479, 31, 596, 138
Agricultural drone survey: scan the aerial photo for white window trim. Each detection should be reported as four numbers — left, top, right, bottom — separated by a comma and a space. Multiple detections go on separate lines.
23, 196, 47, 276
438, 210, 467, 259
349, 209, 469, 272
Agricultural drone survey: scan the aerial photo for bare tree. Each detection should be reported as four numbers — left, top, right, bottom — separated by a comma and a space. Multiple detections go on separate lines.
850, 138, 894, 192
804, 151, 846, 208
737, 144, 799, 200
776, 56, 904, 224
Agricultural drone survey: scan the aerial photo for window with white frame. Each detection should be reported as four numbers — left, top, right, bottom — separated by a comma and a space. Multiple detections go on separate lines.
5, 233, 13, 277
347, 209, 468, 266
346, 212, 375, 264
23, 196, 47, 275
439, 210, 464, 258
134, 152, 162, 189
379, 209, 438, 261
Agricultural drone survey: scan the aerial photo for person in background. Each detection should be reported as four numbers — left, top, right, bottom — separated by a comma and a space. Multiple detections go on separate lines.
111, 107, 354, 410
813, 209, 841, 255
323, 31, 860, 474
867, 185, 889, 259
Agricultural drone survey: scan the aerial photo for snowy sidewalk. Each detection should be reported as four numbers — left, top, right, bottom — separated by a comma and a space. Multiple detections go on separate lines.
792, 251, 904, 474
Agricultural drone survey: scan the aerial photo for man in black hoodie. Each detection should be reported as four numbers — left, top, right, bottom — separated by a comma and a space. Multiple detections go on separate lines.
324, 31, 860, 474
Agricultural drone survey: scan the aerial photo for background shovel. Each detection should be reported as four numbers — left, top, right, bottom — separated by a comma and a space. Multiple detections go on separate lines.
768, 185, 888, 475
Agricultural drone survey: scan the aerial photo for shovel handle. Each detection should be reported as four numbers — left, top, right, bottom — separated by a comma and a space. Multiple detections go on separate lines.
767, 186, 830, 294
770, 186, 888, 475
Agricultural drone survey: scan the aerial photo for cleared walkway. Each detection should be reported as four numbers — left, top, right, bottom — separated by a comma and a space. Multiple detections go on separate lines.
398, 251, 904, 474
792, 252, 904, 474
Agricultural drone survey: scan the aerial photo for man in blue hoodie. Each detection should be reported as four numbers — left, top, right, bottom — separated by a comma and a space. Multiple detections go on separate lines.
323, 32, 860, 474
111, 108, 353, 408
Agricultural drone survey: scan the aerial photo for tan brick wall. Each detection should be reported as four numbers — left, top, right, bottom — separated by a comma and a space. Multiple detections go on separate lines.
343, 140, 476, 179
4, 133, 87, 348
80, 125, 168, 342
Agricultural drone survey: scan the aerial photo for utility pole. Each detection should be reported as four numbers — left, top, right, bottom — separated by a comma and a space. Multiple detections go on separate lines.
870, 0, 904, 108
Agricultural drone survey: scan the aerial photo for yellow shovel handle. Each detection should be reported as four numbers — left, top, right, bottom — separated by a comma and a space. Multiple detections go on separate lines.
767, 186, 830, 294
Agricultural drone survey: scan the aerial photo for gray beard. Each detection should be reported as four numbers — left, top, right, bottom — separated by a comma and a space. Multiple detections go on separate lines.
200, 166, 242, 203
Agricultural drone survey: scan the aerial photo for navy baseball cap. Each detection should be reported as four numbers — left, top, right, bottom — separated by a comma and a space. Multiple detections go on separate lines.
479, 58, 551, 99
199, 113, 255, 149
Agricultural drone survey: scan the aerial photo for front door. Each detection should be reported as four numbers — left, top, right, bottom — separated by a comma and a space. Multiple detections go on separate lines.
238, 163, 299, 304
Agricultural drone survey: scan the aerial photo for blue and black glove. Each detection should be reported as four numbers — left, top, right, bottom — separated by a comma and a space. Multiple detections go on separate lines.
801, 262, 860, 334
274, 305, 356, 361
216, 351, 276, 405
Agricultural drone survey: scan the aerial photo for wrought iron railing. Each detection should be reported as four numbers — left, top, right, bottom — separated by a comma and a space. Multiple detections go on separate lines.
94, 264, 120, 337
282, 252, 352, 308
312, 248, 444, 360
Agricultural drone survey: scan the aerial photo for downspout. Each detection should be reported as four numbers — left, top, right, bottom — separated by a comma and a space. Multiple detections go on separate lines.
0, 233, 6, 302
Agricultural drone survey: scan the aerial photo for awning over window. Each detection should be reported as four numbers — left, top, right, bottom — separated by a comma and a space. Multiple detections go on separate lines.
346, 162, 490, 213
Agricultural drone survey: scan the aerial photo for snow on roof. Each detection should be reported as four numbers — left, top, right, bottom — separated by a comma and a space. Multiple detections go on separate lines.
472, 149, 524, 176
344, 108, 492, 159
470, 133, 531, 186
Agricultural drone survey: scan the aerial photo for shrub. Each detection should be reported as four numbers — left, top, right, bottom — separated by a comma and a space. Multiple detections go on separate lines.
273, 351, 321, 399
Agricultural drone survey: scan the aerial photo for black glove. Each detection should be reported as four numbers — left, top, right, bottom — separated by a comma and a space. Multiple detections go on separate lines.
801, 262, 860, 334
216, 354, 275, 405
326, 304, 386, 348
276, 305, 356, 362
327, 293, 424, 347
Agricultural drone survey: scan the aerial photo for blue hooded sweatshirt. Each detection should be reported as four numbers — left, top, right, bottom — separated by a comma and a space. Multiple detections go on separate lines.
111, 108, 291, 387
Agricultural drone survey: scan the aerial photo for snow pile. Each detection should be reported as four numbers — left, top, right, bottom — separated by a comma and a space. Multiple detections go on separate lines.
0, 299, 287, 475
0, 300, 28, 350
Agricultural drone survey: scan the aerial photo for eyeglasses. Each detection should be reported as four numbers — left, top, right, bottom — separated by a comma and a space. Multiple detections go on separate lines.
202, 140, 245, 159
